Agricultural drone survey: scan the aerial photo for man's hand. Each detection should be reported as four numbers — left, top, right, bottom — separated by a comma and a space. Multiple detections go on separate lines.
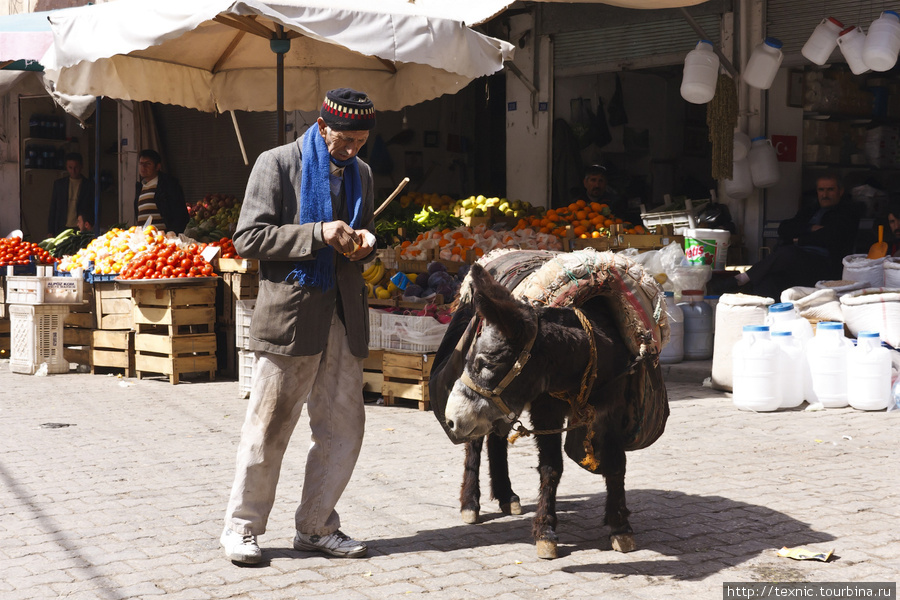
810, 225, 824, 232
321, 221, 360, 255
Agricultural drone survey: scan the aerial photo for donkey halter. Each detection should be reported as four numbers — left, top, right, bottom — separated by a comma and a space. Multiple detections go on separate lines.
457, 313, 539, 424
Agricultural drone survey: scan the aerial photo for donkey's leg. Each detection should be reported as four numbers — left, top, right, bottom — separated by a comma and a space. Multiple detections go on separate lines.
460, 437, 484, 524
487, 432, 521, 515
530, 400, 565, 559
598, 428, 635, 552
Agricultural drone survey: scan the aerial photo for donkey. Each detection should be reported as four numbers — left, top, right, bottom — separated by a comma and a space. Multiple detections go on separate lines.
440, 262, 642, 559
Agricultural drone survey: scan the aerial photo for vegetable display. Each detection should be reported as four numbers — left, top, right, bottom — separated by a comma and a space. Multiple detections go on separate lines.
0, 236, 57, 266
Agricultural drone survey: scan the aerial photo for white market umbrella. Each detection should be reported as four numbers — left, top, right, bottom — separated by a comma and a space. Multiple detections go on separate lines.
45, 0, 515, 144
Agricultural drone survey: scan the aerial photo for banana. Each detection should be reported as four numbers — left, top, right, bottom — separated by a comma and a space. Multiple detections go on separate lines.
362, 259, 384, 285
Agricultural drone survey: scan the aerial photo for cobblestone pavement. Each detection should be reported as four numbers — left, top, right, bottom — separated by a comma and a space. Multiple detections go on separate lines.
1, 360, 898, 600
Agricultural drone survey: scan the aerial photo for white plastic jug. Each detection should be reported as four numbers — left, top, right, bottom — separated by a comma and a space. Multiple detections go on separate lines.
678, 290, 713, 360
864, 11, 900, 72
838, 26, 871, 75
766, 302, 814, 346
847, 331, 892, 411
724, 157, 753, 199
681, 40, 720, 104
733, 325, 781, 412
772, 331, 805, 409
660, 291, 685, 364
802, 17, 844, 65
748, 136, 780, 188
807, 321, 849, 408
742, 37, 783, 90
733, 130, 751, 161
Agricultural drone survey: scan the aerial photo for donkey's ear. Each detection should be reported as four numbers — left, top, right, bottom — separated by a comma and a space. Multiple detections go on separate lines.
471, 264, 532, 341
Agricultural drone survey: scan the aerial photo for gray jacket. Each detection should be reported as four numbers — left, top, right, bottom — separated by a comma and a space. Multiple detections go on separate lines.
233, 138, 375, 358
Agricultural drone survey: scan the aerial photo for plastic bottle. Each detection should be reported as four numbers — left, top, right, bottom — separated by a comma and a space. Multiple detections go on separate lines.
838, 26, 871, 75
765, 302, 814, 346
847, 332, 892, 411
724, 157, 753, 199
806, 321, 849, 408
677, 290, 713, 360
890, 378, 900, 411
732, 325, 781, 412
802, 17, 844, 65
681, 40, 720, 104
748, 137, 780, 188
742, 37, 783, 90
660, 292, 685, 364
772, 331, 805, 409
863, 11, 900, 72
733, 131, 751, 161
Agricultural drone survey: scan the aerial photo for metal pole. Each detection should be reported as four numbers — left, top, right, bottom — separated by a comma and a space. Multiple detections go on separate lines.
94, 96, 101, 232
271, 26, 290, 147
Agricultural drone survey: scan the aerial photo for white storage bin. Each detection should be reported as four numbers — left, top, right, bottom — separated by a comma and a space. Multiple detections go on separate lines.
235, 299, 256, 351
238, 348, 256, 399
381, 313, 448, 353
6, 272, 84, 305
9, 303, 70, 375
368, 307, 385, 350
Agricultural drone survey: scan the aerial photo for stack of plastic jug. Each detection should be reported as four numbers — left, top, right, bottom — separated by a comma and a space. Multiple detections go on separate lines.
748, 137, 780, 188
677, 290, 713, 360
802, 17, 844, 65
659, 291, 685, 364
681, 40, 720, 104
806, 322, 850, 408
771, 331, 805, 409
742, 37, 783, 90
732, 325, 781, 412
766, 302, 814, 402
864, 11, 900, 71
847, 331, 892, 411
838, 26, 870, 75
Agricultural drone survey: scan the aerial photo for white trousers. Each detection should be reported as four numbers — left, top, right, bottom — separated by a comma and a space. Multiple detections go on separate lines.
224, 310, 365, 537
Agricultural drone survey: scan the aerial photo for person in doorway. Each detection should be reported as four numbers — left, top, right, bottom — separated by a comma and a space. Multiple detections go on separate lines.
710, 173, 860, 300
220, 88, 377, 565
48, 152, 94, 236
75, 213, 93, 233
134, 149, 188, 233
883, 199, 900, 256
574, 163, 639, 225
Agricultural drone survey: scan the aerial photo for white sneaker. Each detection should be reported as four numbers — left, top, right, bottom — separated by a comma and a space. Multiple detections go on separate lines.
221, 527, 262, 564
293, 530, 367, 558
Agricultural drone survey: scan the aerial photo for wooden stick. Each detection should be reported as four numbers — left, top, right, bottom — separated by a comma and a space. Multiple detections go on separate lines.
373, 177, 410, 218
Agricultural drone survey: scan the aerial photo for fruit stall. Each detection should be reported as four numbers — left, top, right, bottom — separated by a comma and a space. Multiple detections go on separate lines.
1, 187, 679, 402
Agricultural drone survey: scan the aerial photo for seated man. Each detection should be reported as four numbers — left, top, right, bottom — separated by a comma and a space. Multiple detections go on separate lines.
712, 173, 860, 300
575, 164, 640, 225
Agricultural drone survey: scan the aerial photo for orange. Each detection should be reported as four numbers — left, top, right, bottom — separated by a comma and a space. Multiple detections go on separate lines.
590, 201, 602, 212
576, 199, 586, 208
591, 231, 602, 238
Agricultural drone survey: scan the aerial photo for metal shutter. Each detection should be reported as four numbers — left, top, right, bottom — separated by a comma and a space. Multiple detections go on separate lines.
554, 13, 722, 76
153, 105, 277, 203
768, 1, 888, 57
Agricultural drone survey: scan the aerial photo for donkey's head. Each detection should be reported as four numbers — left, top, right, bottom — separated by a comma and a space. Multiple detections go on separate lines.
444, 263, 542, 442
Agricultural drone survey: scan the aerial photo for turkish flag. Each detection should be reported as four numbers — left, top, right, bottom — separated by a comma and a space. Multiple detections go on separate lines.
771, 135, 797, 162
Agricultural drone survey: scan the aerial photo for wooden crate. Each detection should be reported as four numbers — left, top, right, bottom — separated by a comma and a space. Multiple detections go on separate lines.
218, 257, 259, 273
381, 350, 434, 411
94, 282, 134, 330
133, 281, 216, 335
362, 349, 383, 394
215, 322, 237, 378
91, 329, 135, 376
218, 271, 259, 325
0, 318, 9, 358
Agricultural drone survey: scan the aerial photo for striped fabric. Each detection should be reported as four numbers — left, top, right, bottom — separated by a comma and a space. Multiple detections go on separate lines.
137, 177, 166, 230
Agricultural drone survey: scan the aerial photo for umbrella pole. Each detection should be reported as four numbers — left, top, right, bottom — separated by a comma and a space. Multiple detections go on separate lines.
271, 26, 290, 147
94, 96, 101, 232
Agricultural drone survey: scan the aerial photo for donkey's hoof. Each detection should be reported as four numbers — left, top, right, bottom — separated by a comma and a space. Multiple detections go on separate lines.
461, 509, 480, 524
536, 539, 558, 559
611, 533, 636, 553
500, 495, 522, 515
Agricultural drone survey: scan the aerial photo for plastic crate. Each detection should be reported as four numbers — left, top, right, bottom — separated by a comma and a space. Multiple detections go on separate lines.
238, 348, 256, 399
640, 198, 708, 234
235, 299, 256, 351
368, 308, 385, 350
381, 313, 448, 353
6, 268, 84, 305
9, 304, 70, 374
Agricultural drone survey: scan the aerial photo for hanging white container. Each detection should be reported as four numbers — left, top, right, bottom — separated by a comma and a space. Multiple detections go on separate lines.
742, 37, 783, 90
724, 157, 753, 199
772, 331, 805, 409
837, 26, 871, 75
748, 136, 780, 188
732, 325, 781, 412
733, 130, 751, 161
847, 331, 892, 411
863, 11, 900, 72
802, 17, 844, 65
806, 321, 849, 408
681, 40, 720, 104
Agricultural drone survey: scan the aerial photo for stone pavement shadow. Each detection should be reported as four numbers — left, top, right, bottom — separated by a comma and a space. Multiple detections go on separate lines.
556, 489, 836, 580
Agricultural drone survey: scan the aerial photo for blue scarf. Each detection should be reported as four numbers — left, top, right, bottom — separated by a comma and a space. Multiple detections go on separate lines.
287, 126, 364, 289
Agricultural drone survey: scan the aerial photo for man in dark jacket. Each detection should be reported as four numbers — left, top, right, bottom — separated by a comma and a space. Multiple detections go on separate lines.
48, 152, 94, 236
712, 173, 860, 299
133, 149, 188, 233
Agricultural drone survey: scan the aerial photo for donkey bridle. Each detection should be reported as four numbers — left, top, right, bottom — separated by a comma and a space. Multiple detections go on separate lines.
457, 313, 539, 423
